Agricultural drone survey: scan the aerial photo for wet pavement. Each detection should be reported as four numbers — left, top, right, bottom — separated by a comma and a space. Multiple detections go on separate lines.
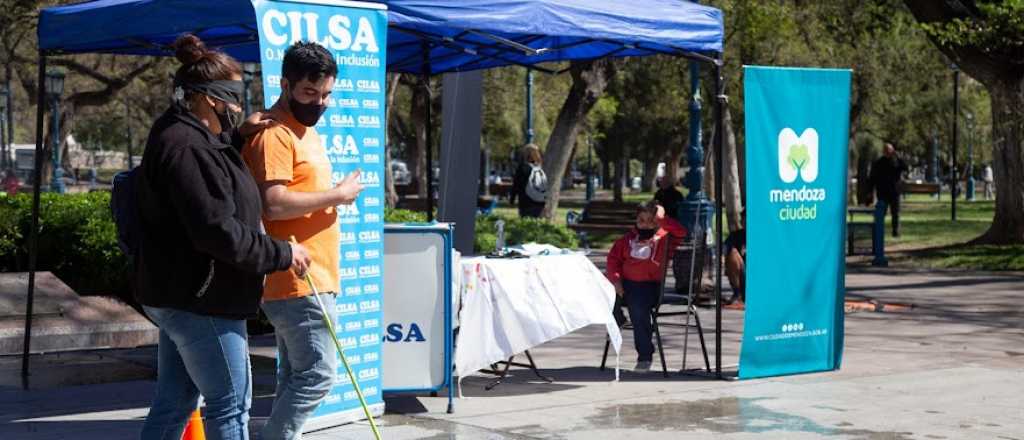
1, 268, 1022, 439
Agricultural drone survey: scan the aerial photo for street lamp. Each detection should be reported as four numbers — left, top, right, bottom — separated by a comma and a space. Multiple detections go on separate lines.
242, 62, 256, 116
46, 70, 65, 193
965, 111, 975, 201
0, 85, 7, 170
950, 63, 959, 220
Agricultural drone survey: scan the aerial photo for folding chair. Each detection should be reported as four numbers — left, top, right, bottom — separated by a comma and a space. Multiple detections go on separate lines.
600, 228, 710, 377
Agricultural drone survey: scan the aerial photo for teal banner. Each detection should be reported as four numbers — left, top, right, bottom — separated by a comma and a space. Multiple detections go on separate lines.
252, 0, 387, 428
740, 66, 850, 379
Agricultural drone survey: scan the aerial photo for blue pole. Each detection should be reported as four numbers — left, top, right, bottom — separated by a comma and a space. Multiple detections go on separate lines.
678, 60, 713, 233
585, 136, 594, 201
525, 69, 534, 144
49, 94, 64, 193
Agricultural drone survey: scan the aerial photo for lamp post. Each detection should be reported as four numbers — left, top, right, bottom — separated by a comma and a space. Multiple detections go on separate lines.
585, 136, 594, 201
46, 70, 65, 193
950, 64, 959, 220
965, 111, 975, 201
242, 62, 256, 116
679, 60, 713, 233
0, 85, 7, 170
525, 68, 534, 144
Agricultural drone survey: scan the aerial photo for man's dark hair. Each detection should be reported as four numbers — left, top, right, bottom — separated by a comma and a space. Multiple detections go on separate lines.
282, 41, 338, 87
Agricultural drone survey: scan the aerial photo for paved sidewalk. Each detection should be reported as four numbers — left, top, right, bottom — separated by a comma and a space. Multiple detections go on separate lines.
2, 268, 1022, 439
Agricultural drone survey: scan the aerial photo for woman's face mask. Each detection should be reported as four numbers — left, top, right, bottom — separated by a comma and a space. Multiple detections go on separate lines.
214, 100, 243, 131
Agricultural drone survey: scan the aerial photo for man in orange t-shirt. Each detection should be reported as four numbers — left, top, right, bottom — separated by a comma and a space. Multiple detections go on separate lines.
242, 41, 363, 440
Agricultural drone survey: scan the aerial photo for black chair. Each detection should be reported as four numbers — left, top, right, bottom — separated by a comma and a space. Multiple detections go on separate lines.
601, 231, 711, 377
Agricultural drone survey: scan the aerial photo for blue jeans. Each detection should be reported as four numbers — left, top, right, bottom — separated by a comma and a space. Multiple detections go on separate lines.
260, 294, 338, 440
872, 201, 889, 266
141, 306, 252, 440
623, 280, 660, 362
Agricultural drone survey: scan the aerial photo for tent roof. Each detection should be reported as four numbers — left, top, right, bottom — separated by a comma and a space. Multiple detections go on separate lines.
38, 0, 723, 73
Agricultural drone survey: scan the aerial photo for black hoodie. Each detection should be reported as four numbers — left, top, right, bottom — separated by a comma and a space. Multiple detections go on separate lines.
134, 103, 292, 319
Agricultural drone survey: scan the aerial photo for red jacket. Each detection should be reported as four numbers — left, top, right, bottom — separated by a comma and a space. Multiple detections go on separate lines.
606, 217, 686, 284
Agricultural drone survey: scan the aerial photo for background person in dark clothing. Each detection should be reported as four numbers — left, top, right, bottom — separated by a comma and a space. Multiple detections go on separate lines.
513, 143, 546, 218
868, 143, 908, 237
654, 176, 684, 221
135, 34, 311, 440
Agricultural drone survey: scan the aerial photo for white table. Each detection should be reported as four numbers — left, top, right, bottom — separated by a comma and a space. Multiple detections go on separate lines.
454, 253, 623, 381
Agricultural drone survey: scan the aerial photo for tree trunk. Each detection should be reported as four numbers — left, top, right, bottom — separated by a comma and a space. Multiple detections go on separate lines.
703, 120, 717, 203
902, 0, 1024, 244
383, 73, 401, 208
975, 78, 1024, 244
613, 155, 625, 202
665, 148, 683, 188
721, 105, 743, 232
640, 157, 658, 193
598, 159, 606, 190
540, 59, 614, 220
408, 80, 428, 198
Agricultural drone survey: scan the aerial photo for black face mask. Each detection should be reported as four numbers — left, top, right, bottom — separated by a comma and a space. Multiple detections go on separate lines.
288, 89, 327, 127
637, 228, 657, 240
216, 104, 242, 132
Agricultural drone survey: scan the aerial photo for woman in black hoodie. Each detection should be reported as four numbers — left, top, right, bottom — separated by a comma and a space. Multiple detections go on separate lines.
134, 34, 311, 440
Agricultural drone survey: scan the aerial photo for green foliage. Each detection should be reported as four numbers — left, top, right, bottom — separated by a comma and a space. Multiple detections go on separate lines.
0, 192, 130, 298
474, 215, 578, 254
384, 207, 428, 223
920, 0, 1024, 60
385, 208, 578, 254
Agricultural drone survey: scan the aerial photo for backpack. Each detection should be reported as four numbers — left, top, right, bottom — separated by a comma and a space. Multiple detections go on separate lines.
111, 168, 141, 259
525, 164, 548, 202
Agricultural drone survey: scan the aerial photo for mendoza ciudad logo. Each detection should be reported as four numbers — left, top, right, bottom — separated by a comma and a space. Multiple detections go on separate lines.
770, 128, 827, 222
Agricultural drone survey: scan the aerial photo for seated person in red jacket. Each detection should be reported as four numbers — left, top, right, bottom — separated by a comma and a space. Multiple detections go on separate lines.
606, 200, 686, 372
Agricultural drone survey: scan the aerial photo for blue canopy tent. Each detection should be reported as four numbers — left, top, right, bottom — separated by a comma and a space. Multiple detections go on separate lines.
24, 0, 727, 384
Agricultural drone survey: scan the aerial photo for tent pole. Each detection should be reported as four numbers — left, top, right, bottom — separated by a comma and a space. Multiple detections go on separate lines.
22, 53, 47, 389
713, 57, 724, 379
422, 43, 434, 222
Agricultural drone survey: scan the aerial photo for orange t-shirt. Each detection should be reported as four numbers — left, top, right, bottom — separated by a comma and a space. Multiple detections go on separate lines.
243, 110, 340, 301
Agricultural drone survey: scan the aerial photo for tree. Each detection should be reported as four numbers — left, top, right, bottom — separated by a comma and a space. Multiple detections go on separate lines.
540, 59, 615, 220
903, 0, 1024, 244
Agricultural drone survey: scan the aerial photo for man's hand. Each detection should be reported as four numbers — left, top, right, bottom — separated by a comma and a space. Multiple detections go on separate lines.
239, 111, 279, 137
333, 169, 364, 205
289, 242, 312, 277
614, 282, 624, 297
655, 204, 666, 220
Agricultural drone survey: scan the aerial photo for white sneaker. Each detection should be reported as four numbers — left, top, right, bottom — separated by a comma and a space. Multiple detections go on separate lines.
633, 361, 652, 373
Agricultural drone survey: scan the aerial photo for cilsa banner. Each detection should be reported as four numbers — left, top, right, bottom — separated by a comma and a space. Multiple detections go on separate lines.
252, 0, 388, 427
740, 66, 850, 379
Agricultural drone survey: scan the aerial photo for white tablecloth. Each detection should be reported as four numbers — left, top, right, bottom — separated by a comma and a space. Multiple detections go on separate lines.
454, 253, 622, 379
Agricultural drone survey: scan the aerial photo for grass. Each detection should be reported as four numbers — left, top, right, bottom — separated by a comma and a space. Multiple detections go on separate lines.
852, 194, 1022, 271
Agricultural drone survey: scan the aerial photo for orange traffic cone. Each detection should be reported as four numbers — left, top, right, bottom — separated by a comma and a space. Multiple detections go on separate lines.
181, 409, 205, 440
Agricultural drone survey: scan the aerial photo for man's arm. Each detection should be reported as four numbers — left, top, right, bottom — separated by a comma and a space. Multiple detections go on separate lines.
260, 170, 363, 221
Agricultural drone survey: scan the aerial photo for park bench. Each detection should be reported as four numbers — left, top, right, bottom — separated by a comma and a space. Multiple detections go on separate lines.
487, 182, 513, 200
847, 206, 875, 256
902, 181, 941, 198
566, 200, 638, 245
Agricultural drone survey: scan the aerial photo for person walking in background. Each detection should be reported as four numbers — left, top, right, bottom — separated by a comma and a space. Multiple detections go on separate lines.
654, 176, 683, 221
242, 41, 363, 440
513, 143, 547, 218
135, 34, 311, 440
982, 163, 994, 200
868, 143, 908, 238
